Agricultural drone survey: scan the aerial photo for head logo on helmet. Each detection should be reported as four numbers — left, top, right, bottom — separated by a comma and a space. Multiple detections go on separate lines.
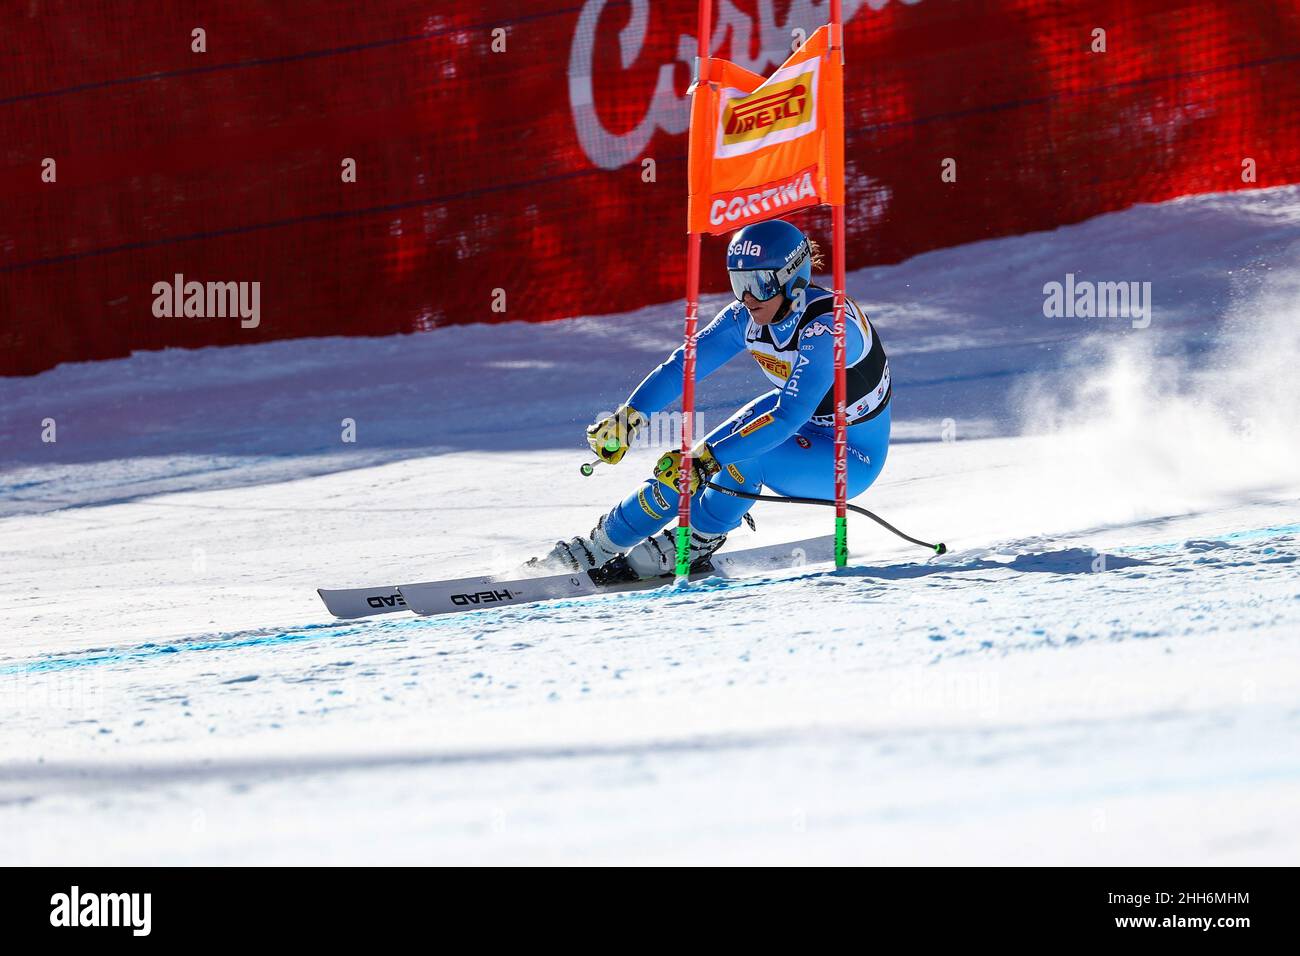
725, 219, 813, 303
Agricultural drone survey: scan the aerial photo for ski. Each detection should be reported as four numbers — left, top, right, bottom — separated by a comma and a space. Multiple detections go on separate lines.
397, 535, 834, 616
316, 582, 409, 619
318, 536, 834, 619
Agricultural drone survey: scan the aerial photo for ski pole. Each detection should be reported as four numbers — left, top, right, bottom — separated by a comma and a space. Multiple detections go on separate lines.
703, 480, 947, 555
579, 438, 624, 476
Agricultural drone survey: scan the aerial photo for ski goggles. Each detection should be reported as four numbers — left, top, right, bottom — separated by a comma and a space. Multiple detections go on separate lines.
727, 268, 785, 302
727, 239, 810, 302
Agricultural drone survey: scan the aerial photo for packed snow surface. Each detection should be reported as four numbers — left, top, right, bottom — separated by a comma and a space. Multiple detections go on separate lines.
2, 187, 1299, 864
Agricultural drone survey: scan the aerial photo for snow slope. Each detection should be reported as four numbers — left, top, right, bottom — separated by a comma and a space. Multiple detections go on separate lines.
1, 187, 1298, 864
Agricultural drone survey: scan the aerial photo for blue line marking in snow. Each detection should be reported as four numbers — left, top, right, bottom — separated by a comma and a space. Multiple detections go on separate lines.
0, 567, 828, 676
1111, 521, 1300, 554
0, 624, 355, 675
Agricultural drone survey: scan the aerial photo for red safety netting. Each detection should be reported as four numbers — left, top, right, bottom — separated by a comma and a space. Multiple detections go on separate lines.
2, 0, 1299, 375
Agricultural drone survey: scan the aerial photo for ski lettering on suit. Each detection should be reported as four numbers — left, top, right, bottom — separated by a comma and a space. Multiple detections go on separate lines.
738, 412, 774, 436
650, 484, 671, 511
785, 353, 810, 395
638, 489, 663, 519
750, 351, 791, 379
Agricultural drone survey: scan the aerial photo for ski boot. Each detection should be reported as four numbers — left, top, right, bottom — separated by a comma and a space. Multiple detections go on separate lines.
590, 528, 728, 584
526, 515, 624, 574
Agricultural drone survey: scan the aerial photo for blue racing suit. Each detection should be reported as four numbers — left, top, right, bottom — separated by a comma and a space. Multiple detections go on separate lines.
603, 285, 893, 545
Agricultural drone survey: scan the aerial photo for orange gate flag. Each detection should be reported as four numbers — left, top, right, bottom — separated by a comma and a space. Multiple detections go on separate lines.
687, 25, 845, 236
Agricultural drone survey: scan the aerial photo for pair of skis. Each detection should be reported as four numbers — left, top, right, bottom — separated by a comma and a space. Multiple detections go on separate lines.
317, 535, 835, 620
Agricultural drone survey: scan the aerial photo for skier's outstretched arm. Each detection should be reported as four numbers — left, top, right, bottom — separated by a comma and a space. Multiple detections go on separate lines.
625, 304, 745, 414
587, 305, 744, 462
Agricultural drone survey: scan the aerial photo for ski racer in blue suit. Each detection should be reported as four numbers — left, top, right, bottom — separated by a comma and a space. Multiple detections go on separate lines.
531, 218, 892, 579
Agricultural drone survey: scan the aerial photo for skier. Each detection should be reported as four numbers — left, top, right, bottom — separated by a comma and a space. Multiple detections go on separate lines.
530, 218, 892, 580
